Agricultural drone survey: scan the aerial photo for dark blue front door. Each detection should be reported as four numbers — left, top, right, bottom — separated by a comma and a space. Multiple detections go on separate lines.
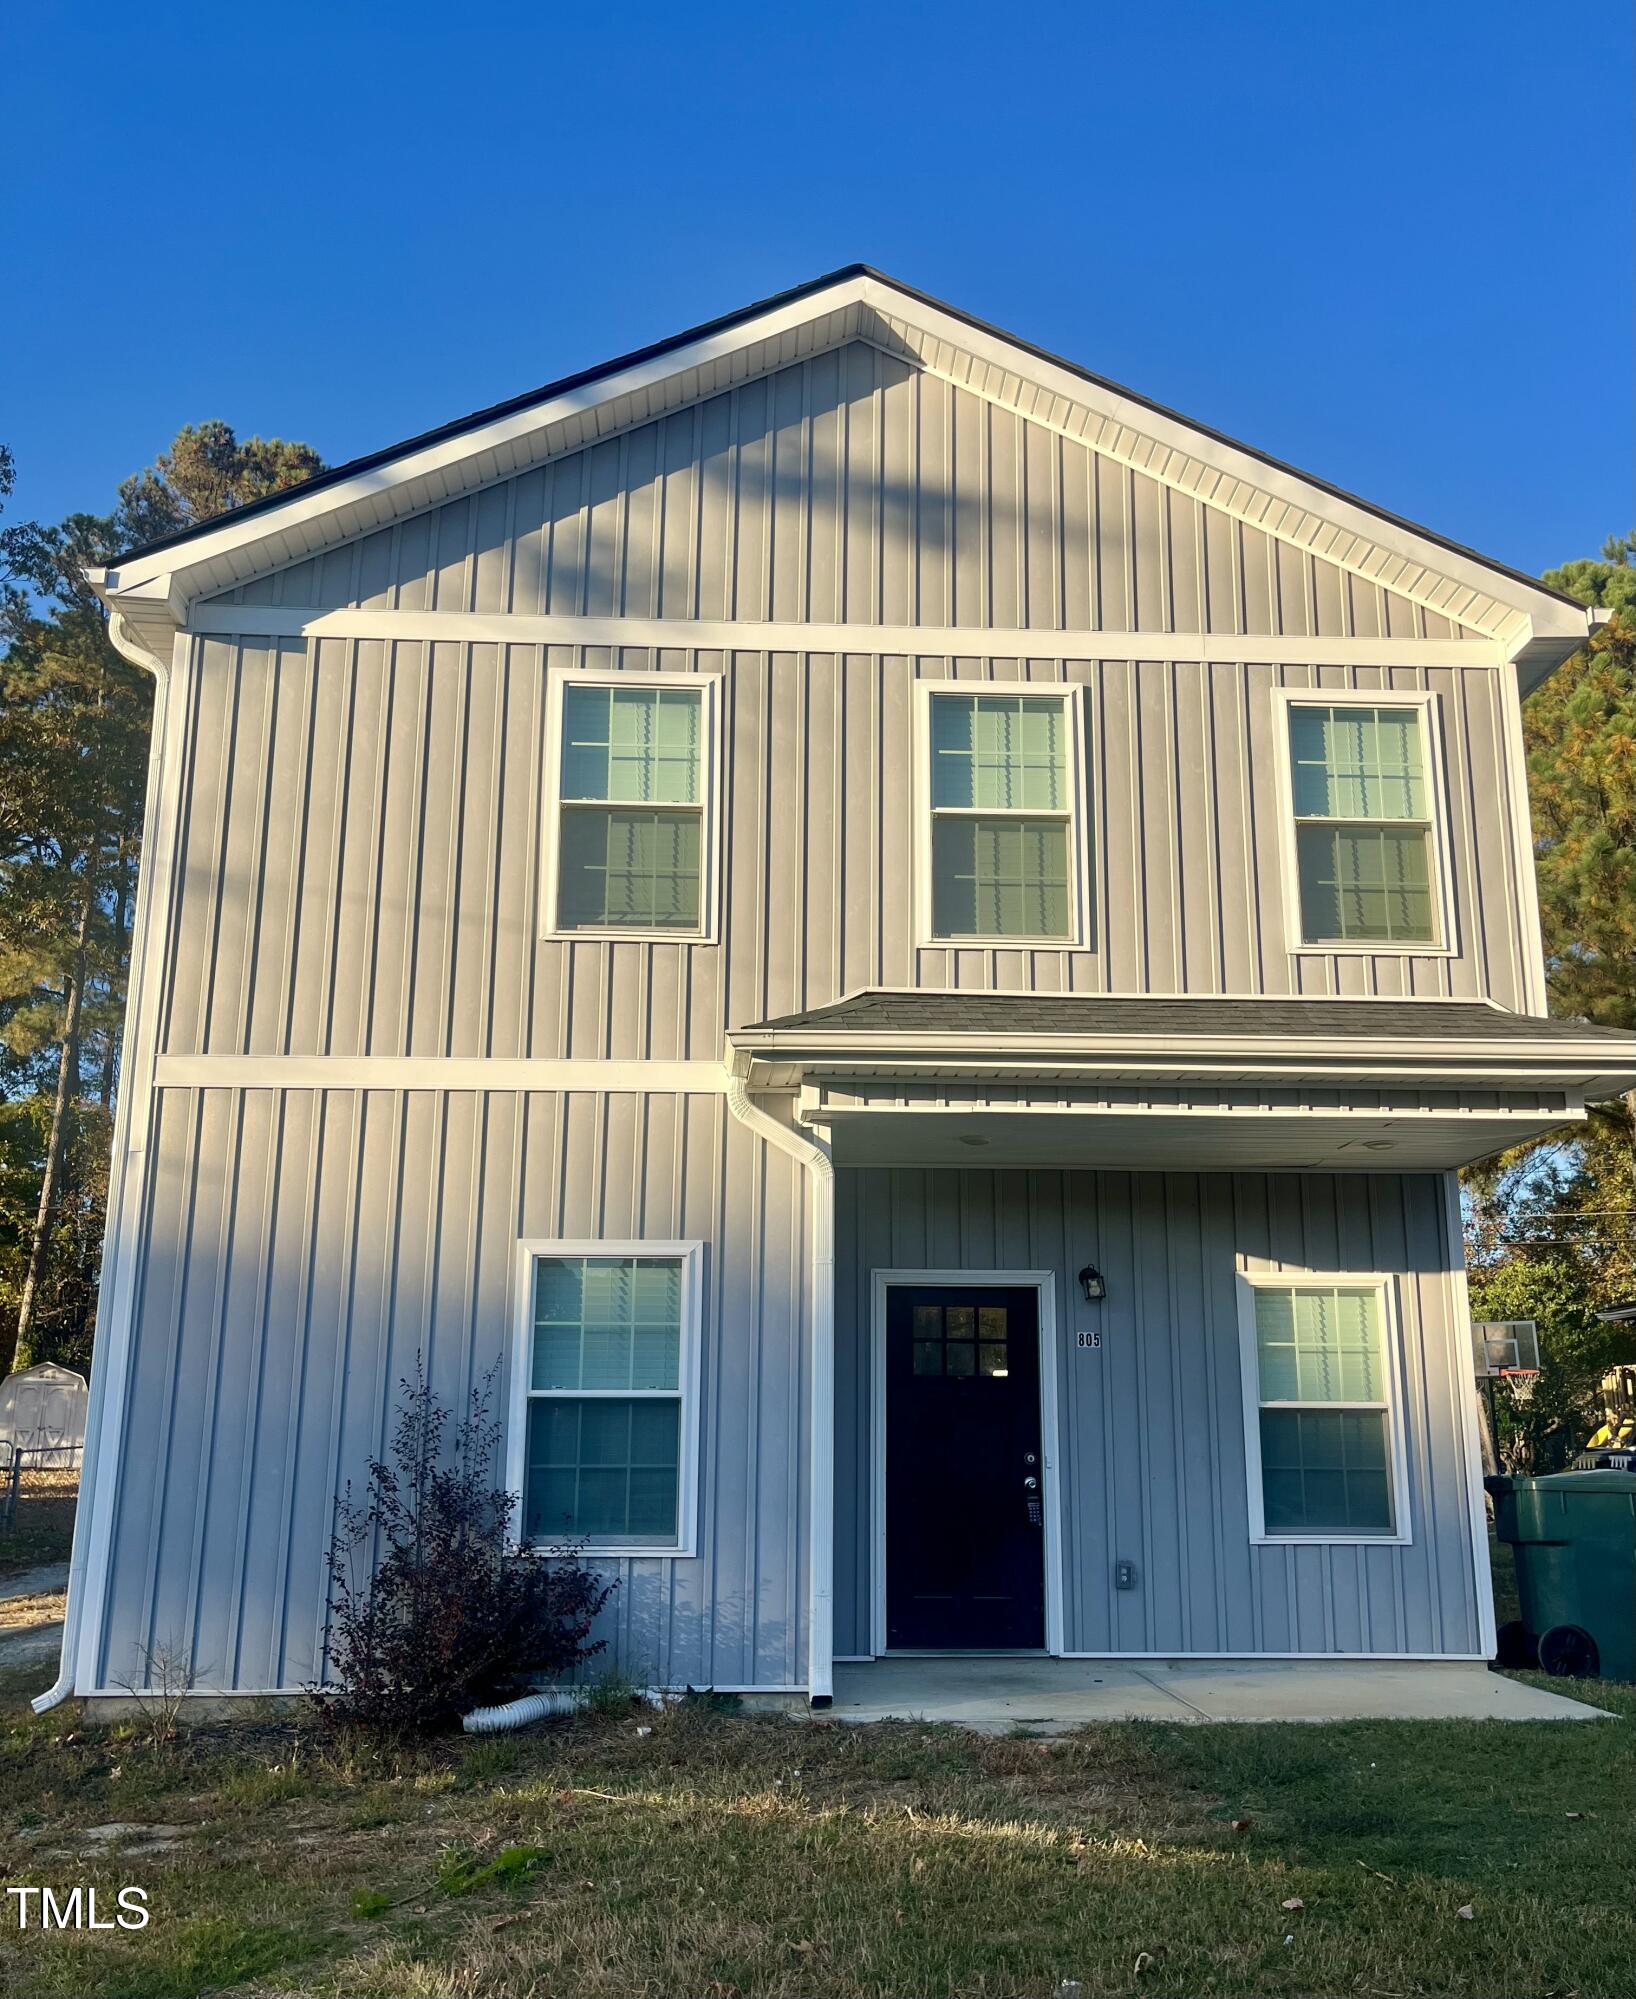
885, 1285, 1046, 1650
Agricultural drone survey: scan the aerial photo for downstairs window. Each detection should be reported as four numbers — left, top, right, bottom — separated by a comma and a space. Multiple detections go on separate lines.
515, 1243, 702, 1555
1237, 1276, 1409, 1542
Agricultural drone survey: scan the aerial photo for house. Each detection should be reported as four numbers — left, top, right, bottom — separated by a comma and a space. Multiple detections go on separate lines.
46, 266, 1636, 1710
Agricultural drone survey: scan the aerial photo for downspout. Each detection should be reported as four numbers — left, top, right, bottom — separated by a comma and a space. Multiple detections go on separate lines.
724, 1077, 835, 1707
33, 611, 175, 1713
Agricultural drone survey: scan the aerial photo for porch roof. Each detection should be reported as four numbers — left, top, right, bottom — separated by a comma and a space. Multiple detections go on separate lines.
725, 992, 1636, 1172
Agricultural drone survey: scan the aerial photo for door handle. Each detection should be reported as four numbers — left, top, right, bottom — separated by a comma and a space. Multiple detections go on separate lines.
1023, 1476, 1038, 1491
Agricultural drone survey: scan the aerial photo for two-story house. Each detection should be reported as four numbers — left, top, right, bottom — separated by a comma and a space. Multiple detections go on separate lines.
46, 268, 1636, 1710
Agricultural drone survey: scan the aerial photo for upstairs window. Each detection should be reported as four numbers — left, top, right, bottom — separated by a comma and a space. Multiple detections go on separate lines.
546, 675, 716, 938
1237, 1275, 1410, 1543
1281, 698, 1446, 948
920, 689, 1083, 943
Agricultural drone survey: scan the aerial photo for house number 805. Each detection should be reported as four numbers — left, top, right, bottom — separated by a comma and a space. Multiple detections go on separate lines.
1077, 1329, 1102, 1350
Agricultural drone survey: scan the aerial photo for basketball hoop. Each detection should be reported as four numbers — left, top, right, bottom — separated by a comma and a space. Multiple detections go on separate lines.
1474, 1322, 1541, 1408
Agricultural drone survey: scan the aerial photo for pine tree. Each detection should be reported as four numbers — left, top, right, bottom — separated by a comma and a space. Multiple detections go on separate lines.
0, 424, 324, 1374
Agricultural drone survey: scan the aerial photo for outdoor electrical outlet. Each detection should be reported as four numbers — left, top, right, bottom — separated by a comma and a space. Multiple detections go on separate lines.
1114, 1559, 1137, 1590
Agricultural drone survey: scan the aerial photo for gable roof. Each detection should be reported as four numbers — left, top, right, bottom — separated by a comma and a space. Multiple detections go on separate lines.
92, 265, 1597, 683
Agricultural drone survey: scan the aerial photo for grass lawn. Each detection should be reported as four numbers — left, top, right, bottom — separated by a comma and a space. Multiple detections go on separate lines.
0, 1666, 1632, 1998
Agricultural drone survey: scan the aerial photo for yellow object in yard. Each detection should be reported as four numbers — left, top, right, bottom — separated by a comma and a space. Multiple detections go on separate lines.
1579, 1365, 1636, 1467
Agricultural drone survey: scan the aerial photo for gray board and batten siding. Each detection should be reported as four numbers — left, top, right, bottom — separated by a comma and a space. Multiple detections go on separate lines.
202, 343, 1485, 644
834, 1166, 1486, 1661
86, 330, 1543, 1695
96, 1084, 814, 1695
160, 636, 1538, 1083
100, 1104, 1482, 1691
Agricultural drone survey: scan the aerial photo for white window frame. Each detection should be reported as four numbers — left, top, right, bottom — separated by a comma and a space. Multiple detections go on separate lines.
1235, 1269, 1413, 1548
540, 666, 723, 943
1270, 686, 1457, 958
911, 681, 1091, 949
507, 1238, 705, 1559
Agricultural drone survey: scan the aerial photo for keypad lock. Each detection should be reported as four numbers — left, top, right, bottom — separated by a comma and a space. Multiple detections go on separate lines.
1023, 1473, 1042, 1527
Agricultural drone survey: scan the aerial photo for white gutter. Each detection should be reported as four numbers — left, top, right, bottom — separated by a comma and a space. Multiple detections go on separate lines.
724, 1079, 835, 1707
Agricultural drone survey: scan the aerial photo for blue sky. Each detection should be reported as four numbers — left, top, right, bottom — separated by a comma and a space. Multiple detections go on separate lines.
5, 1, 1630, 575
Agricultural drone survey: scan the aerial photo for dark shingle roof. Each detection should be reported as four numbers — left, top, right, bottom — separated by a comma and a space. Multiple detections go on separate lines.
737, 992, 1636, 1043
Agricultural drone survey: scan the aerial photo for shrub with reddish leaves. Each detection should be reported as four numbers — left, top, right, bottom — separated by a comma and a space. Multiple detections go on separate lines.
315, 1359, 612, 1734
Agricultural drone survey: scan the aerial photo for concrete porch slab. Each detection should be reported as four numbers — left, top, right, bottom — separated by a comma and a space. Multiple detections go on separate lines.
829, 1656, 1611, 1730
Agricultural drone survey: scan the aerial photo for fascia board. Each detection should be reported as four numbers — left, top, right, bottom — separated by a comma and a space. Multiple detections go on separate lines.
98, 275, 874, 601
856, 277, 1593, 649
727, 1027, 1636, 1065
94, 267, 1592, 672
731, 1046, 1633, 1099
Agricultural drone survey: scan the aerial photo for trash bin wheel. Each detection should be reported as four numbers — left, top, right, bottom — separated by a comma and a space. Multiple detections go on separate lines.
1537, 1624, 1600, 1680
1494, 1620, 1537, 1669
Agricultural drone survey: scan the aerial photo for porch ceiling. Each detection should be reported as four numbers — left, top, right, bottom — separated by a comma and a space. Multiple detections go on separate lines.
812, 1102, 1576, 1173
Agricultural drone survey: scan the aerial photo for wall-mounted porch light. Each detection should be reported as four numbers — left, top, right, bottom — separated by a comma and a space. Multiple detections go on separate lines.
1078, 1263, 1106, 1304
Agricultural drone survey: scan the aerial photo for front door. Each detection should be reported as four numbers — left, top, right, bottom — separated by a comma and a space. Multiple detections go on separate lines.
884, 1284, 1046, 1649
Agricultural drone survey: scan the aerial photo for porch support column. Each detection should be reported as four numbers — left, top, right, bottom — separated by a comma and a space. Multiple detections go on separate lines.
725, 1080, 836, 1706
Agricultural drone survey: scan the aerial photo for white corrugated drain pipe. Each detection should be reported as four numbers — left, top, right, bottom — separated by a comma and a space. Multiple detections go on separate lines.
462, 1690, 579, 1732
462, 1687, 666, 1732
723, 1078, 835, 1707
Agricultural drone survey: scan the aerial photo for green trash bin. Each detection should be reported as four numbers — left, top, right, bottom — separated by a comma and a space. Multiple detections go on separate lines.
1490, 1469, 1636, 1681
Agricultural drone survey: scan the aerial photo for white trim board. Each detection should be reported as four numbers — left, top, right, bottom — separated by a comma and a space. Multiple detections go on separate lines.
48, 632, 194, 1708
151, 1056, 731, 1093
813, 981, 1515, 1008
1496, 661, 1551, 1016
100, 286, 875, 599
869, 1268, 1066, 1660
722, 1080, 836, 1705
186, 604, 1506, 666
1441, 1171, 1500, 1660
1049, 1650, 1491, 1663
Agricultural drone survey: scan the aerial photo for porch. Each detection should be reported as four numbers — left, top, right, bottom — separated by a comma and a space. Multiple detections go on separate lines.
726, 989, 1636, 1695
829, 1655, 1608, 1728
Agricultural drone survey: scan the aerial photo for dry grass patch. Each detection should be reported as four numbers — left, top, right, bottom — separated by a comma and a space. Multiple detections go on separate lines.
0, 1675, 1631, 1996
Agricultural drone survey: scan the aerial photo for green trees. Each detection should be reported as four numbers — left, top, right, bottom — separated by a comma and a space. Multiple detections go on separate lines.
1464, 533, 1636, 1468
1531, 539, 1636, 1040
0, 424, 323, 1377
